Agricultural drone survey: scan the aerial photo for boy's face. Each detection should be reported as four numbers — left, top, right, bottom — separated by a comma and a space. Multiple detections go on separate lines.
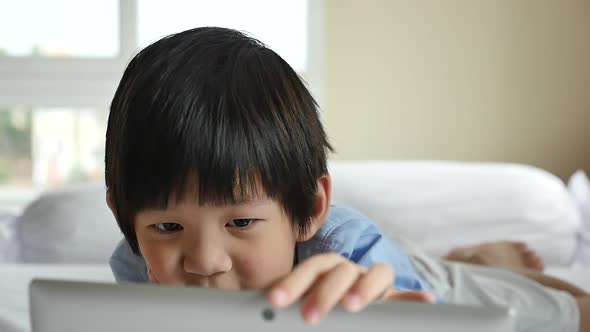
110, 176, 330, 290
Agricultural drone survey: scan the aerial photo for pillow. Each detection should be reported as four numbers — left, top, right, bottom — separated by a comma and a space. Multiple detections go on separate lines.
16, 182, 122, 263
569, 170, 590, 227
568, 169, 590, 265
329, 161, 583, 266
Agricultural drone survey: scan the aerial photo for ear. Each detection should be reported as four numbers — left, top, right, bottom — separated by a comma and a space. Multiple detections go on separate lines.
297, 175, 332, 242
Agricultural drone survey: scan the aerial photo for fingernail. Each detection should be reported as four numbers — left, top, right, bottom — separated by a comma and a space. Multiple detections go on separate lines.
269, 289, 288, 307
344, 294, 363, 312
304, 307, 321, 325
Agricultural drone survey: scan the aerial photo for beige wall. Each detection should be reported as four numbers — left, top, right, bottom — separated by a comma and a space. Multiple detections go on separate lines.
320, 0, 590, 179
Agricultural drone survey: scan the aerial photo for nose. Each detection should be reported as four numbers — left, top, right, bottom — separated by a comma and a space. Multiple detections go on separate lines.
182, 233, 232, 277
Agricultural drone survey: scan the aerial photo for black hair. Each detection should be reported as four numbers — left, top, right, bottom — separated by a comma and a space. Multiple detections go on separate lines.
105, 27, 333, 255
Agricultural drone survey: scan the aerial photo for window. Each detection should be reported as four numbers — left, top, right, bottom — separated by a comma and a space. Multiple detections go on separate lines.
0, 0, 310, 211
0, 0, 119, 58
138, 0, 308, 72
0, 107, 107, 187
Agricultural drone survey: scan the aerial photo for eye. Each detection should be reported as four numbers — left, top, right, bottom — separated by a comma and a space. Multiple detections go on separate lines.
152, 223, 183, 232
226, 219, 257, 228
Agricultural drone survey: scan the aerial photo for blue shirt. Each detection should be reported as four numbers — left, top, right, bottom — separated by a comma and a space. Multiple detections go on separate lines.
110, 206, 432, 291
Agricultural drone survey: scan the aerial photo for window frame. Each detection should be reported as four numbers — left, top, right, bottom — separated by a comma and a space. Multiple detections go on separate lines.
0, 0, 137, 109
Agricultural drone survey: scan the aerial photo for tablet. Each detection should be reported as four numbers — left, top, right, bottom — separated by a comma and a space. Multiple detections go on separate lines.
30, 279, 514, 332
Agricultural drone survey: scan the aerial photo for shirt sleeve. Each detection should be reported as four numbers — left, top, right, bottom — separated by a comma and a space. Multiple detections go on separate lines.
334, 220, 430, 290
109, 239, 149, 283
309, 207, 433, 292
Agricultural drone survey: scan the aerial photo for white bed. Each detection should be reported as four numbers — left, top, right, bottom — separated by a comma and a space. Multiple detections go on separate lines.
1, 161, 589, 332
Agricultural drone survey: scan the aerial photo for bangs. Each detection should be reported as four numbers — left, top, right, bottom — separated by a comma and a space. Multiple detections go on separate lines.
126, 146, 278, 211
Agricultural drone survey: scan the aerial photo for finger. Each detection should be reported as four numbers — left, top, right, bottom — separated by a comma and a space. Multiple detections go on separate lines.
300, 260, 363, 324
511, 241, 528, 251
340, 263, 394, 312
268, 253, 347, 308
534, 256, 545, 271
385, 290, 436, 303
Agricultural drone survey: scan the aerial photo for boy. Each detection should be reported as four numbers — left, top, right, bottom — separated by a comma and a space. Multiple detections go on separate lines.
105, 27, 588, 331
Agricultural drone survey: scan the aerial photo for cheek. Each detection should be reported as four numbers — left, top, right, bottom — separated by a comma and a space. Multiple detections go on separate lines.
233, 228, 296, 289
137, 237, 183, 283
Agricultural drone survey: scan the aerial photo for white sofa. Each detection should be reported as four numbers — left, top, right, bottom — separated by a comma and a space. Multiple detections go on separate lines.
1, 160, 589, 332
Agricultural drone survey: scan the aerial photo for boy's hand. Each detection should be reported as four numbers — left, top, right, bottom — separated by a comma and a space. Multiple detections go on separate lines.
267, 253, 435, 325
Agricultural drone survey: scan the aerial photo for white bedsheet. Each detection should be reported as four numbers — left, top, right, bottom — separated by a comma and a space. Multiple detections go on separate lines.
0, 264, 588, 332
